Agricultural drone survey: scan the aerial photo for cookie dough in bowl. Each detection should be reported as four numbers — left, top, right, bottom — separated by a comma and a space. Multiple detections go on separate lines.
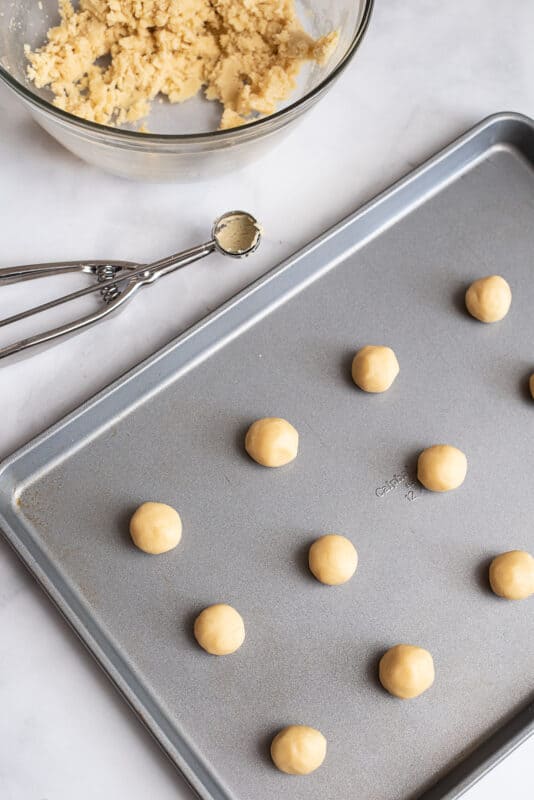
379, 644, 435, 699
308, 534, 358, 585
417, 445, 467, 492
245, 417, 299, 467
489, 551, 534, 600
270, 725, 327, 775
194, 604, 245, 655
26, 0, 339, 130
465, 275, 512, 323
129, 502, 182, 554
351, 345, 399, 393
2, 0, 374, 178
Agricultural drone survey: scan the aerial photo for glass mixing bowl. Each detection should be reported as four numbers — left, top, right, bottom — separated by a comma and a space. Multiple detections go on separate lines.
0, 0, 373, 181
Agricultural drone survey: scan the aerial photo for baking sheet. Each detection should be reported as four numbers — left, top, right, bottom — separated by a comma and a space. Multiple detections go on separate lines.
1, 113, 533, 800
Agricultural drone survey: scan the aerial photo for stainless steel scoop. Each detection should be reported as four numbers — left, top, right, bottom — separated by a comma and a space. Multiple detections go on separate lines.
0, 211, 261, 361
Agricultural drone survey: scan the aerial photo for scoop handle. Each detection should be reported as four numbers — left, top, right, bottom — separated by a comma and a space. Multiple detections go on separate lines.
0, 280, 141, 361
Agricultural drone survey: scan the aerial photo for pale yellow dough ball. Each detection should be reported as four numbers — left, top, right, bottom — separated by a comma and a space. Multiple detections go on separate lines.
194, 604, 245, 655
351, 345, 400, 393
529, 374, 534, 400
379, 644, 435, 699
308, 534, 358, 585
129, 502, 182, 554
245, 417, 298, 467
417, 445, 467, 492
465, 275, 512, 323
489, 551, 534, 600
270, 725, 327, 775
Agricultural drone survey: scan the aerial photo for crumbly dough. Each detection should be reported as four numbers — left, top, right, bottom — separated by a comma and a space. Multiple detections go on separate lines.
351, 346, 400, 393
26, 0, 338, 130
465, 275, 512, 323
194, 603, 245, 655
270, 725, 327, 775
417, 445, 467, 492
245, 417, 298, 467
308, 534, 358, 586
129, 501, 182, 554
489, 551, 534, 600
379, 644, 435, 699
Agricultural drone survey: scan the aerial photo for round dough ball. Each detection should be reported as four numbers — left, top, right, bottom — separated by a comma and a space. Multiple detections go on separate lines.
129, 502, 182, 554
245, 417, 298, 467
529, 373, 534, 400
379, 644, 435, 699
194, 604, 245, 655
308, 534, 358, 585
351, 345, 400, 393
270, 725, 327, 775
489, 550, 534, 600
465, 275, 512, 323
417, 445, 467, 492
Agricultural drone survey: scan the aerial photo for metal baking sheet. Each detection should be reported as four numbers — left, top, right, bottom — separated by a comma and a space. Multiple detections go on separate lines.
1, 113, 534, 800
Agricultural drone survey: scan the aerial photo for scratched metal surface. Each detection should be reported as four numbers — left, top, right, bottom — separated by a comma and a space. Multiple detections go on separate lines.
1, 115, 534, 800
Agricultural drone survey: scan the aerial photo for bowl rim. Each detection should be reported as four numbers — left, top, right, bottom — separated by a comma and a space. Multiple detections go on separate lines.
0, 0, 373, 142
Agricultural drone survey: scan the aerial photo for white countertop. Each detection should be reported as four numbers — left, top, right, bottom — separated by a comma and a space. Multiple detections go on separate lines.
1, 0, 533, 797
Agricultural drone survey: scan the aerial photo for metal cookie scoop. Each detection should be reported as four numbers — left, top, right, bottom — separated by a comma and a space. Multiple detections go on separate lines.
0, 211, 261, 361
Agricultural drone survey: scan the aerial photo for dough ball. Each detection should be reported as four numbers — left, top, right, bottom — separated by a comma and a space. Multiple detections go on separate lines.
465, 275, 512, 323
417, 445, 467, 492
245, 417, 298, 467
270, 725, 327, 775
489, 551, 534, 600
379, 644, 435, 699
129, 502, 182, 554
351, 345, 399, 393
194, 604, 245, 655
529, 374, 534, 399
308, 534, 358, 585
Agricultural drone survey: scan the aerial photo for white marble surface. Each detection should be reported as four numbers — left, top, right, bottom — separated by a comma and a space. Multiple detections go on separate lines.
1, 0, 534, 797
